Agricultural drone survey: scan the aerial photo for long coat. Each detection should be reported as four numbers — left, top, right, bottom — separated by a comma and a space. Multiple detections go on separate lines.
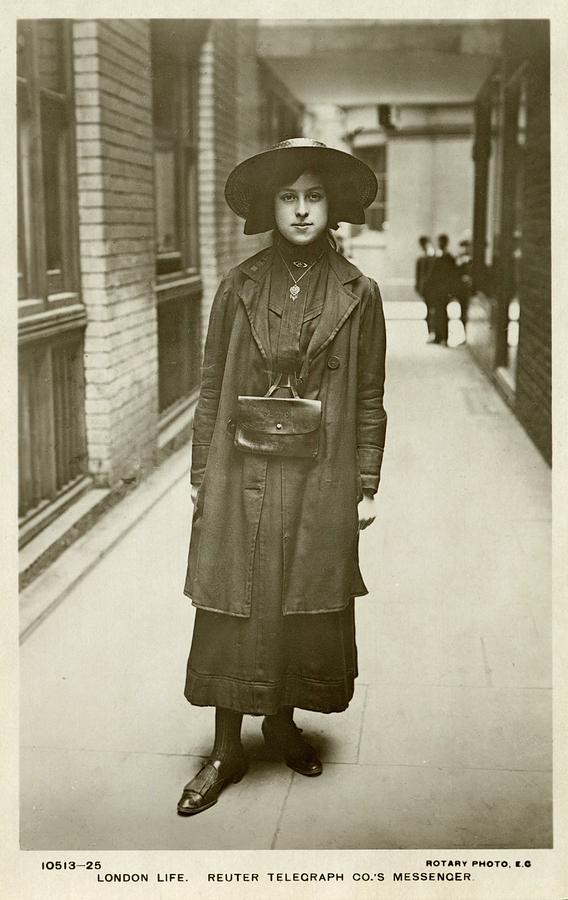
184, 243, 387, 618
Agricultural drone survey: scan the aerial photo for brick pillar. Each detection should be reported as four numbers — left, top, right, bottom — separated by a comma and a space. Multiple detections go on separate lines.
73, 20, 158, 486
197, 32, 218, 336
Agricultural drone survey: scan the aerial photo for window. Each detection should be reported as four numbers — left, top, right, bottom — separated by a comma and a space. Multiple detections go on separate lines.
17, 20, 87, 535
17, 20, 78, 307
263, 92, 301, 146
260, 65, 302, 148
151, 34, 199, 278
354, 145, 387, 232
151, 23, 204, 418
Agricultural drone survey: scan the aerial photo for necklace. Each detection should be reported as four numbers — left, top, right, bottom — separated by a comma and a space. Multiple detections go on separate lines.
278, 249, 323, 301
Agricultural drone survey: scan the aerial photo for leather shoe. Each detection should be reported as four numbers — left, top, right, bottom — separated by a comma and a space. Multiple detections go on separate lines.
177, 756, 248, 816
262, 719, 322, 777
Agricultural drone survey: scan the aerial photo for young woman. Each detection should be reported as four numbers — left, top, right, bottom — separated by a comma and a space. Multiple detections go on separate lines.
178, 138, 387, 816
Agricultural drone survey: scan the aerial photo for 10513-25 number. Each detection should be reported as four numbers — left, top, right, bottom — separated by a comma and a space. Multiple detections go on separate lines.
41, 861, 102, 870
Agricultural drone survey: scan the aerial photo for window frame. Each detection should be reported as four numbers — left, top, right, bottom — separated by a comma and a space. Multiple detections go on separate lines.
496, 62, 528, 374
259, 61, 303, 148
17, 19, 80, 319
354, 144, 387, 233
151, 31, 200, 282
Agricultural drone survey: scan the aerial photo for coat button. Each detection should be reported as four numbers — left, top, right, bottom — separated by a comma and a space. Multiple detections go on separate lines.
327, 355, 340, 370
276, 423, 283, 430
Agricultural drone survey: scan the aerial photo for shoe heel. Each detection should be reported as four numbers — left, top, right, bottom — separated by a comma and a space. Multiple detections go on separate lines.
232, 763, 248, 784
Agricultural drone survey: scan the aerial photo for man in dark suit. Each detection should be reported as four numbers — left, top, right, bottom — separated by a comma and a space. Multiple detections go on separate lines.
425, 234, 457, 346
415, 235, 435, 341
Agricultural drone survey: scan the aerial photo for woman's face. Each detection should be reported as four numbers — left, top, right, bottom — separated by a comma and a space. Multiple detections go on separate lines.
273, 171, 329, 246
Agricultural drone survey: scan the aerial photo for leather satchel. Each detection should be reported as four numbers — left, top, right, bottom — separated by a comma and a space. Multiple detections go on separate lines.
234, 374, 321, 458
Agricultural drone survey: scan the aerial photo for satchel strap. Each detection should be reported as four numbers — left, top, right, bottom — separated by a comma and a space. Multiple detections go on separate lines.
266, 372, 299, 399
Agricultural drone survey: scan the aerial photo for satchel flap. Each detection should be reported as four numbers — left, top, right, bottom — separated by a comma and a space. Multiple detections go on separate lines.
237, 396, 321, 435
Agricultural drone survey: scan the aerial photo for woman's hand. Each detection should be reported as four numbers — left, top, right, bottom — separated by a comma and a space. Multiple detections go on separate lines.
358, 493, 376, 531
190, 484, 200, 506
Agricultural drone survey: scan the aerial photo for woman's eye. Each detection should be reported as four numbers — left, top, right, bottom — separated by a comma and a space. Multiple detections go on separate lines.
280, 193, 295, 201
308, 192, 324, 201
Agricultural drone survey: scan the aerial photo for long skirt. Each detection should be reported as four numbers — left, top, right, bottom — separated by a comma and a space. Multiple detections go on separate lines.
184, 459, 358, 715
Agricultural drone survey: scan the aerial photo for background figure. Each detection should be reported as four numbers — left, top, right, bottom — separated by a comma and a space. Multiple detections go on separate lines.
455, 233, 473, 331
415, 235, 436, 340
425, 233, 457, 345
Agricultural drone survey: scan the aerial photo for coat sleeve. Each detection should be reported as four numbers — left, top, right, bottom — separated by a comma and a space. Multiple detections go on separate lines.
357, 278, 387, 495
190, 274, 236, 487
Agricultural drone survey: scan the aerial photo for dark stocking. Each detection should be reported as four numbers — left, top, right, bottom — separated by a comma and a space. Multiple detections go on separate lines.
262, 705, 322, 775
263, 706, 302, 745
210, 707, 244, 762
266, 705, 295, 728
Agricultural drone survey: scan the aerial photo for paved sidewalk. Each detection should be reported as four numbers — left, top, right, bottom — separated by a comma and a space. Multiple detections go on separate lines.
20, 317, 552, 850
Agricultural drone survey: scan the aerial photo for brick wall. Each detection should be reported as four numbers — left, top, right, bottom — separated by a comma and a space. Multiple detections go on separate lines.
73, 19, 302, 485
73, 20, 158, 486
514, 24, 551, 463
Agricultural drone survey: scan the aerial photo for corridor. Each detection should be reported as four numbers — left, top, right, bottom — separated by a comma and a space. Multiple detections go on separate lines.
20, 314, 552, 851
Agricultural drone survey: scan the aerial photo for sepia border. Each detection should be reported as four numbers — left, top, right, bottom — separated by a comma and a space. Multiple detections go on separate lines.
1, 1, 566, 898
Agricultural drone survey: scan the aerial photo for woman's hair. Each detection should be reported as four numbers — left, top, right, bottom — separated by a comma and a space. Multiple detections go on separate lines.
244, 155, 358, 234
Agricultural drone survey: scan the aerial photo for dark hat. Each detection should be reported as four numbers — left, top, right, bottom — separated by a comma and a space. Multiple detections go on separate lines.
224, 138, 378, 235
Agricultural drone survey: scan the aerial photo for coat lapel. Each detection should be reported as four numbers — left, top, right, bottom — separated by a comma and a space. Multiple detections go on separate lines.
236, 248, 273, 368
236, 243, 364, 377
302, 248, 364, 373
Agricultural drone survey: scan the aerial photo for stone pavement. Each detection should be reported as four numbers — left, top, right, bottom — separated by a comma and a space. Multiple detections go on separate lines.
20, 315, 552, 850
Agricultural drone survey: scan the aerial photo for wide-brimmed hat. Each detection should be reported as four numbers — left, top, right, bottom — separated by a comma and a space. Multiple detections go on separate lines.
224, 138, 378, 234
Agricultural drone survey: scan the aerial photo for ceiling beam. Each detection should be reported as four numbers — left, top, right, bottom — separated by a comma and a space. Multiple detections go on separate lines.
258, 20, 503, 59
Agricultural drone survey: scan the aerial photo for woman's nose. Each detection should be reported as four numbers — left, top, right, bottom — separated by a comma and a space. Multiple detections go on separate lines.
295, 196, 308, 217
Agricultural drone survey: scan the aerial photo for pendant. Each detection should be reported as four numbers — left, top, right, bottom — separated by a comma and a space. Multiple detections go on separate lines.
289, 285, 301, 300
292, 260, 309, 268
